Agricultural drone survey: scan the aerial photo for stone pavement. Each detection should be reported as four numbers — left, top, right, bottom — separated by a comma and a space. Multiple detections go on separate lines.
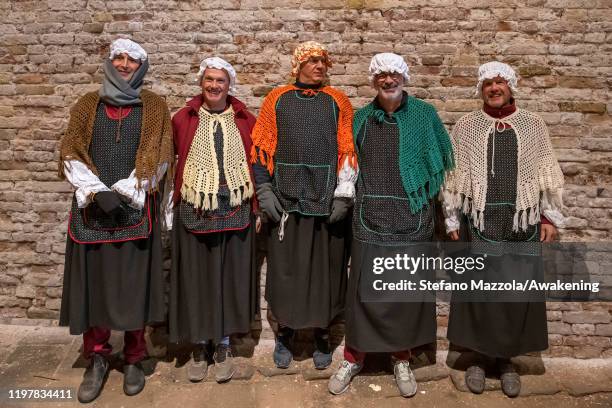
1, 324, 612, 408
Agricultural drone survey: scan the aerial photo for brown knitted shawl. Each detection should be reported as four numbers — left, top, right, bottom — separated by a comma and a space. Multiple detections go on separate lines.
58, 89, 173, 189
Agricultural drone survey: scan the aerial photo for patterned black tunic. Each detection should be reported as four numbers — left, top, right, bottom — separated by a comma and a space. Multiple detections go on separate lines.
170, 112, 257, 343
60, 103, 165, 334
264, 88, 350, 330
345, 101, 437, 352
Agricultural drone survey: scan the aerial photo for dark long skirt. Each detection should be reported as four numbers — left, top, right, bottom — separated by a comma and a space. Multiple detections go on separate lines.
447, 254, 548, 358
59, 217, 165, 335
169, 212, 258, 344
265, 213, 350, 329
345, 240, 436, 352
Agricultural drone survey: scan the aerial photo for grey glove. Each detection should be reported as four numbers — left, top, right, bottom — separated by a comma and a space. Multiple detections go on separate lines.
328, 197, 352, 223
256, 183, 283, 223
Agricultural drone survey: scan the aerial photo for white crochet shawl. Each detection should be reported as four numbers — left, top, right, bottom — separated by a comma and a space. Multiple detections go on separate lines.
443, 108, 565, 232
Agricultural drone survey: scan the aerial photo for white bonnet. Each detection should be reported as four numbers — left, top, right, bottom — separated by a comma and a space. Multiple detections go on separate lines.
368, 53, 410, 85
109, 38, 147, 61
476, 61, 518, 95
196, 57, 237, 94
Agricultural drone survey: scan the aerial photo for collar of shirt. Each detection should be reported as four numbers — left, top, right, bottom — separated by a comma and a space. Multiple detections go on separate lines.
483, 98, 517, 119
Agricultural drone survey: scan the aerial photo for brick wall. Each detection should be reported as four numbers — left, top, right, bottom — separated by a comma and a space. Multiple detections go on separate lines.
0, 0, 610, 358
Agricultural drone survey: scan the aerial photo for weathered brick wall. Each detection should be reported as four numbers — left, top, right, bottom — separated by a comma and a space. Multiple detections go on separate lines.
0, 1, 610, 358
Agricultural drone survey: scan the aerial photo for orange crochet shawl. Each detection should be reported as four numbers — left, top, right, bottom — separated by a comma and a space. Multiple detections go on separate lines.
250, 85, 357, 175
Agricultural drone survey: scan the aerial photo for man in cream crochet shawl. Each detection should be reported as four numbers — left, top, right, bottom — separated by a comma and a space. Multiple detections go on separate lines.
443, 61, 564, 236
441, 61, 565, 398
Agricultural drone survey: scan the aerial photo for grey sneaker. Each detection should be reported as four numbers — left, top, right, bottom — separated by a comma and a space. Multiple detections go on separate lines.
465, 364, 486, 394
213, 343, 235, 383
499, 362, 521, 398
328, 360, 362, 395
186, 344, 208, 382
393, 360, 417, 398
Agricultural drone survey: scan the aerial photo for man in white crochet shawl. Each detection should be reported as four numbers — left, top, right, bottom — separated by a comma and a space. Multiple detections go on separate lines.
441, 61, 565, 398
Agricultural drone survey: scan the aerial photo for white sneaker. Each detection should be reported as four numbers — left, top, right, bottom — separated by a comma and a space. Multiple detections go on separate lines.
393, 360, 417, 397
328, 360, 362, 395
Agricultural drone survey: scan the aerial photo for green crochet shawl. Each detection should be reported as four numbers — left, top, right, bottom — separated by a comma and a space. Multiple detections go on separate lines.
353, 95, 455, 214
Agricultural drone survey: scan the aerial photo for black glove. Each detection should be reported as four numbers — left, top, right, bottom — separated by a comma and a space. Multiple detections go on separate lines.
256, 183, 283, 223
93, 191, 123, 216
328, 197, 352, 223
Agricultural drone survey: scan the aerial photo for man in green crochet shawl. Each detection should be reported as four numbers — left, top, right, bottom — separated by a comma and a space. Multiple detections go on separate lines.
328, 53, 454, 398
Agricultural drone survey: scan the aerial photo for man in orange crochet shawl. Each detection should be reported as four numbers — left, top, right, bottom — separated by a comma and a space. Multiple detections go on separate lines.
251, 41, 357, 370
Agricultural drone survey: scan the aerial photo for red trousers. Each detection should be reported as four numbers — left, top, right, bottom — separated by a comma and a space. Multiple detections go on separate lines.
344, 345, 411, 364
82, 327, 147, 364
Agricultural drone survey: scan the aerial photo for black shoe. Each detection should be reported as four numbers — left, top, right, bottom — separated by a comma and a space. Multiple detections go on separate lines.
123, 362, 145, 396
273, 328, 294, 369
465, 364, 486, 394
77, 353, 109, 403
313, 329, 332, 370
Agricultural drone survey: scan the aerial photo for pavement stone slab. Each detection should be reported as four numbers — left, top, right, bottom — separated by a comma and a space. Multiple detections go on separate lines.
302, 366, 335, 381
208, 363, 256, 382
414, 363, 450, 382
351, 374, 402, 399
16, 326, 73, 346
520, 374, 563, 396
511, 355, 547, 375
1, 344, 67, 388
557, 365, 612, 396
258, 365, 301, 377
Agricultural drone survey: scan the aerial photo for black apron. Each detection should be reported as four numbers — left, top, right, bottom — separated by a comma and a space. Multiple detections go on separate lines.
272, 90, 338, 216
177, 116, 251, 233
68, 104, 151, 243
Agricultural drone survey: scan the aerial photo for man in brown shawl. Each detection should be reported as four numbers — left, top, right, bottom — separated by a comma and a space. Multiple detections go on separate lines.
58, 38, 172, 403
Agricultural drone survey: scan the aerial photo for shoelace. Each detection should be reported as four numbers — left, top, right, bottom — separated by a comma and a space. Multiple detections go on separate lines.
335, 361, 354, 380
395, 361, 413, 380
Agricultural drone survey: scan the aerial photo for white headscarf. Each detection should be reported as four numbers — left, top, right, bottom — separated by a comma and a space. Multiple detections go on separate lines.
109, 38, 147, 62
368, 53, 410, 86
196, 57, 237, 94
476, 61, 518, 95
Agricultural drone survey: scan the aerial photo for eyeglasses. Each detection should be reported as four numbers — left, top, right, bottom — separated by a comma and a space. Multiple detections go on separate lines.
374, 72, 403, 82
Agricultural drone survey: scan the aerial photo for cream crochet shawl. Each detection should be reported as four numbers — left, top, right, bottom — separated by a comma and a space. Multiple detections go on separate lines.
442, 108, 564, 232
181, 106, 253, 210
